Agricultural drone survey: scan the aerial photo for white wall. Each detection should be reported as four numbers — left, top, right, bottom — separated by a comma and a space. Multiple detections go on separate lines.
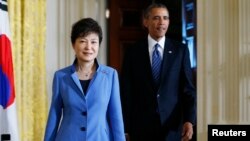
197, 0, 250, 140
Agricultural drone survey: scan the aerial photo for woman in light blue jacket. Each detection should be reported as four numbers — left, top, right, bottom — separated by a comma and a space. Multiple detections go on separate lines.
44, 18, 126, 141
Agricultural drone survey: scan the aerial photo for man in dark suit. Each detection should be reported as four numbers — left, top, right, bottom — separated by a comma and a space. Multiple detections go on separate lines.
120, 3, 196, 141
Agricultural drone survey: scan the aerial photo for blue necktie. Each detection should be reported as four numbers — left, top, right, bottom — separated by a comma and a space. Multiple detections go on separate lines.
152, 43, 162, 84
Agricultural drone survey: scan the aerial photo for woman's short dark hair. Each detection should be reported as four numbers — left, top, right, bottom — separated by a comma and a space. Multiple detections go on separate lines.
71, 17, 103, 45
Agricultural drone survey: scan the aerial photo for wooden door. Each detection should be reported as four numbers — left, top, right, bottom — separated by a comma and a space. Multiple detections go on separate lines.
108, 0, 150, 73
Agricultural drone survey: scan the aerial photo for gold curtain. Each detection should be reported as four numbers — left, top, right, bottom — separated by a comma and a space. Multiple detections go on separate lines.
8, 0, 48, 141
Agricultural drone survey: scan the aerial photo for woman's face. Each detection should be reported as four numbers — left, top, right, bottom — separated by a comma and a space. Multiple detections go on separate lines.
73, 33, 99, 63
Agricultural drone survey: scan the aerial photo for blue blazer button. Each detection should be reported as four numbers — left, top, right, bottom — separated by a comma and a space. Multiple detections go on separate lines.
80, 127, 86, 131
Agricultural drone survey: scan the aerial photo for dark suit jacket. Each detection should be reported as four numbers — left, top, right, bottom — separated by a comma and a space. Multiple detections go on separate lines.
120, 37, 196, 141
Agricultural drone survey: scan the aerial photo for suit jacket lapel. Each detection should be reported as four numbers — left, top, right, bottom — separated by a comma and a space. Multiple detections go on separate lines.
160, 38, 176, 84
139, 40, 156, 88
71, 71, 85, 99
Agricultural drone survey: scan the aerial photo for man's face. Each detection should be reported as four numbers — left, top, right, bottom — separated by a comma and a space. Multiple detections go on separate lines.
143, 7, 170, 41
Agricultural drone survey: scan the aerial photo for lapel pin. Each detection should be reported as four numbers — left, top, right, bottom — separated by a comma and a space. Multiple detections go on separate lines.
168, 51, 172, 54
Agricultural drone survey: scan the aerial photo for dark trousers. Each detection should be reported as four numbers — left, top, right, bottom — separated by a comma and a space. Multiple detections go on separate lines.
129, 113, 165, 141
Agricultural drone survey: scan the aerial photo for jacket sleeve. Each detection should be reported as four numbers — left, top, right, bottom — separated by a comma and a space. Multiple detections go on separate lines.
44, 72, 63, 141
107, 69, 126, 141
182, 44, 197, 125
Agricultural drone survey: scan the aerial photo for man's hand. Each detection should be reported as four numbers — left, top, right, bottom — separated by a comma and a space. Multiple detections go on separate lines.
181, 122, 193, 141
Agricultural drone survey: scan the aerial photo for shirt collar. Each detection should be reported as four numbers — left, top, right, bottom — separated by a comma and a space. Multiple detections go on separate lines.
148, 35, 165, 50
